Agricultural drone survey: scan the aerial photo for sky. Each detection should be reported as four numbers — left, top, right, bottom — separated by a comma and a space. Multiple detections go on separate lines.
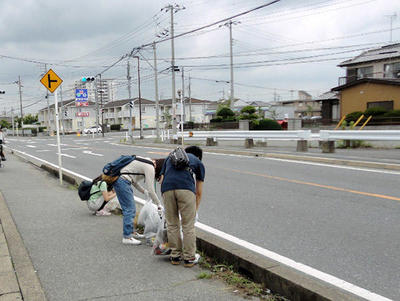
0, 0, 399, 115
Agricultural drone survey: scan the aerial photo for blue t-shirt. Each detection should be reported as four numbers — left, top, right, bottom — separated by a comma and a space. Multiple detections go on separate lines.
160, 153, 205, 194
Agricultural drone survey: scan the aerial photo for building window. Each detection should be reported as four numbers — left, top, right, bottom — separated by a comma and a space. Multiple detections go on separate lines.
367, 101, 393, 111
384, 62, 400, 78
356, 66, 373, 79
141, 106, 146, 113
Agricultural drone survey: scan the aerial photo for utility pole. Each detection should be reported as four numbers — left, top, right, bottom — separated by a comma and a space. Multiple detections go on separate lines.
163, 4, 185, 138
95, 76, 99, 131
221, 20, 240, 108
44, 64, 50, 135
170, 6, 177, 137
188, 74, 192, 122
99, 74, 104, 137
137, 58, 143, 139
127, 60, 133, 139
181, 66, 185, 124
153, 42, 160, 139
17, 76, 24, 136
11, 107, 14, 136
386, 13, 397, 43
60, 85, 65, 135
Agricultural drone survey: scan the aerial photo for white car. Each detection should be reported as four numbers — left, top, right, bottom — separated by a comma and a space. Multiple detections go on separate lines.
83, 126, 102, 134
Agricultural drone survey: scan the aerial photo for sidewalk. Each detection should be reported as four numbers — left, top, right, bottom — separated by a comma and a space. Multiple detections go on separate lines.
0, 155, 246, 301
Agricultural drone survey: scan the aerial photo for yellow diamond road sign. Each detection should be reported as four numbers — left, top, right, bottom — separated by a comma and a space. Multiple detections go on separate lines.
40, 69, 63, 93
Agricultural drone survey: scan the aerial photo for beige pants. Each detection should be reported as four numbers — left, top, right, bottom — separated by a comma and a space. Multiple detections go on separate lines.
163, 189, 196, 260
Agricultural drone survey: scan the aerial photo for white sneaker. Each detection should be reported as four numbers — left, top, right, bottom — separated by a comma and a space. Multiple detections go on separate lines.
132, 232, 145, 239
122, 237, 141, 245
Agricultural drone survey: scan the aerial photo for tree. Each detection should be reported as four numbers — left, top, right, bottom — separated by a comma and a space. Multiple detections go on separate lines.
163, 108, 172, 129
23, 114, 38, 125
240, 105, 256, 115
0, 119, 11, 129
216, 106, 235, 119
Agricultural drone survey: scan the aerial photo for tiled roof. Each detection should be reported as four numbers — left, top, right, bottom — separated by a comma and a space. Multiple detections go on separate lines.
339, 43, 400, 67
39, 99, 94, 111
104, 98, 154, 108
159, 98, 214, 105
331, 78, 400, 91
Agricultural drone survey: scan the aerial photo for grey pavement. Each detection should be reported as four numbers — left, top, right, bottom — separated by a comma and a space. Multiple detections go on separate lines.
0, 154, 247, 301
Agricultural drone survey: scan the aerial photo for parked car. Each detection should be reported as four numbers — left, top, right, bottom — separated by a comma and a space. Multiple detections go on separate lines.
83, 126, 102, 134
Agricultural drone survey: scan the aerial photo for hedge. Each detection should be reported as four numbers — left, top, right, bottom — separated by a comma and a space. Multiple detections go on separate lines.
250, 119, 281, 130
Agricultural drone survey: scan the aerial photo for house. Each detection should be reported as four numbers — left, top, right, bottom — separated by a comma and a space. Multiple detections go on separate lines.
159, 97, 216, 125
103, 98, 155, 130
333, 43, 400, 116
314, 91, 340, 123
338, 43, 400, 85
38, 100, 98, 133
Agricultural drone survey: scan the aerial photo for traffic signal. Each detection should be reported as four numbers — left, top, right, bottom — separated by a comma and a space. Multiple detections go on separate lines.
64, 110, 68, 117
173, 66, 180, 72
0, 91, 5, 94
81, 77, 95, 82
129, 101, 134, 108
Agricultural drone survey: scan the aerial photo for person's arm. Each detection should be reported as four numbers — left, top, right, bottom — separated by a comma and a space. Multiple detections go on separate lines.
195, 180, 203, 211
102, 190, 116, 202
144, 166, 162, 207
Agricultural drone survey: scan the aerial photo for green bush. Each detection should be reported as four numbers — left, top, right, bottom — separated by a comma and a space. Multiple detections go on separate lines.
364, 107, 388, 117
216, 106, 235, 119
110, 124, 121, 131
383, 110, 400, 117
250, 118, 281, 130
210, 117, 223, 123
345, 111, 363, 122
239, 113, 258, 120
240, 105, 256, 115
39, 127, 46, 132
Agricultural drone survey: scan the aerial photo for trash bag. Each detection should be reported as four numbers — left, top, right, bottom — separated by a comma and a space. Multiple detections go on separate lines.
152, 214, 170, 255
138, 200, 161, 239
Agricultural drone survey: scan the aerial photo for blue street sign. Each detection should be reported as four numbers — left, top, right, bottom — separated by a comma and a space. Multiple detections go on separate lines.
75, 89, 88, 102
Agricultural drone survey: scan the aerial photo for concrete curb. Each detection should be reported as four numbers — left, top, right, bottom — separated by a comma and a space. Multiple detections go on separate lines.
7, 148, 374, 301
0, 192, 47, 301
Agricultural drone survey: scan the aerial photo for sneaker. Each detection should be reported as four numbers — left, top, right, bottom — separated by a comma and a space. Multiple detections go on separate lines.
1, 157, 5, 161
122, 237, 141, 245
184, 253, 201, 268
169, 256, 181, 265
132, 232, 145, 239
96, 209, 111, 216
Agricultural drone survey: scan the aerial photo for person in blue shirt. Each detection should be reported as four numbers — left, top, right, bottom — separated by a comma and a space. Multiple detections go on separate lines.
159, 146, 205, 267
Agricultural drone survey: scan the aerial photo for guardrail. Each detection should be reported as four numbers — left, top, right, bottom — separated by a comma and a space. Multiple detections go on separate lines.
162, 129, 400, 141
320, 130, 400, 141
170, 130, 312, 140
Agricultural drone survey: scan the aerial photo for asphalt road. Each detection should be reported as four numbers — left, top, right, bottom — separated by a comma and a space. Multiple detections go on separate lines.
5, 134, 400, 300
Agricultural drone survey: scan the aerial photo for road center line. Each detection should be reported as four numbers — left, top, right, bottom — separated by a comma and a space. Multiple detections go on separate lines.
222, 167, 400, 202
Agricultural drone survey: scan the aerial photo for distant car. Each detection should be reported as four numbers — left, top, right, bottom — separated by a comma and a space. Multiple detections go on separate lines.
83, 126, 102, 134
311, 116, 322, 120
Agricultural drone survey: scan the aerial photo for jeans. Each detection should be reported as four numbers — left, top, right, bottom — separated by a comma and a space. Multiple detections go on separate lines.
113, 177, 136, 238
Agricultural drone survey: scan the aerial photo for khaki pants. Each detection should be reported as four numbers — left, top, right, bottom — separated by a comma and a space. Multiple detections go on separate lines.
163, 189, 196, 260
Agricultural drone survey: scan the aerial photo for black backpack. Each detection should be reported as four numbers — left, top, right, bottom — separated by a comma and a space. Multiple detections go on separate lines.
78, 180, 102, 201
169, 147, 190, 170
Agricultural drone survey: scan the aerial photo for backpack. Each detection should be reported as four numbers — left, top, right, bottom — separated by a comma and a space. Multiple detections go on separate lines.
78, 180, 103, 201
168, 147, 190, 170
102, 155, 136, 177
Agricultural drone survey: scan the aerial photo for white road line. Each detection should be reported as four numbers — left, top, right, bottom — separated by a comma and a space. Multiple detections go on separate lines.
26, 145, 37, 148
82, 150, 103, 157
56, 153, 76, 159
9, 148, 394, 301
36, 150, 51, 152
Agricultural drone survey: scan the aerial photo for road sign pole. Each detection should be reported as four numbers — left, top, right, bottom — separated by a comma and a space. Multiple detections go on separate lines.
54, 87, 63, 185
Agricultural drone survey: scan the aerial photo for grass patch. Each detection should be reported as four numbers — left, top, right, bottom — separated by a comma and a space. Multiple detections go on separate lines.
197, 251, 288, 300
197, 272, 212, 279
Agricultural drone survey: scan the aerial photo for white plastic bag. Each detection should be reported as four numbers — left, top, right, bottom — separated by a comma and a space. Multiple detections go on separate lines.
138, 200, 161, 239
152, 214, 170, 255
